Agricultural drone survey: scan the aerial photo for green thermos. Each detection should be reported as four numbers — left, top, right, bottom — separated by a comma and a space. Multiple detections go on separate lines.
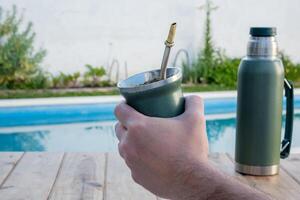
235, 27, 294, 175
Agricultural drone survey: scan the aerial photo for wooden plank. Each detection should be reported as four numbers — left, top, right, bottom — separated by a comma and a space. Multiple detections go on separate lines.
0, 152, 64, 200
48, 153, 105, 200
106, 153, 156, 200
208, 153, 252, 185
281, 153, 300, 184
0, 152, 24, 185
224, 153, 300, 200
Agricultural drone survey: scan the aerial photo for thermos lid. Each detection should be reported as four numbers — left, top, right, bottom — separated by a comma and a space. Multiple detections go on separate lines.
250, 27, 276, 37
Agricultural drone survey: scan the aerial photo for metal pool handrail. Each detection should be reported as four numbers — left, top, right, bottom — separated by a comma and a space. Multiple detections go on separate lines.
172, 49, 191, 69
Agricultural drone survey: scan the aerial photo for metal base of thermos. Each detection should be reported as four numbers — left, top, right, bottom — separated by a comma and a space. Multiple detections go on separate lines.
235, 162, 279, 176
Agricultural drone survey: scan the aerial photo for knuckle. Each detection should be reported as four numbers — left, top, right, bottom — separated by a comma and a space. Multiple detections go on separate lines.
192, 95, 204, 105
118, 141, 131, 158
114, 122, 120, 132
127, 120, 144, 132
127, 149, 139, 163
118, 141, 138, 160
195, 114, 206, 127
118, 142, 140, 166
124, 158, 134, 168
131, 172, 140, 184
118, 142, 126, 158
114, 104, 122, 117
118, 141, 128, 154
187, 110, 204, 122
192, 96, 204, 110
198, 113, 206, 123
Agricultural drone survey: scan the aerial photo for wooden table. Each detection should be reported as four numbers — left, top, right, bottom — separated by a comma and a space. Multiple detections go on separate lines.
0, 153, 299, 200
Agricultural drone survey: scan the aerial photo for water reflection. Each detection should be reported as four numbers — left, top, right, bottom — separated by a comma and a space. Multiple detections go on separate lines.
0, 114, 299, 152
207, 118, 235, 142
206, 113, 300, 153
0, 130, 49, 151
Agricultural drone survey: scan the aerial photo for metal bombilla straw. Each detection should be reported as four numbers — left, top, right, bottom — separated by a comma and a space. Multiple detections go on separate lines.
159, 23, 177, 80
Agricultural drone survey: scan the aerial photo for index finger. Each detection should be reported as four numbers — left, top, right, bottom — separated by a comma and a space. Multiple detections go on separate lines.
184, 95, 204, 115
176, 95, 205, 120
114, 102, 144, 128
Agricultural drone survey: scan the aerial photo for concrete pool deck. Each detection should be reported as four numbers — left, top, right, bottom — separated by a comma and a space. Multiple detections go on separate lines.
1, 89, 300, 108
0, 152, 299, 199
0, 91, 237, 107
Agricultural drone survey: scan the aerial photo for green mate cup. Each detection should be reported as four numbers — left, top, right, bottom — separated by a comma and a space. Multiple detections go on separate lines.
117, 67, 185, 118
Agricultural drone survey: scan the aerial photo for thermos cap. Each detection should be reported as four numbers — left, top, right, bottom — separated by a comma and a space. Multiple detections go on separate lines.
250, 27, 277, 37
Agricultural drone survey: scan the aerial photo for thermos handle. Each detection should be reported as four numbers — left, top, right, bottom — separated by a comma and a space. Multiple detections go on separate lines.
280, 79, 294, 159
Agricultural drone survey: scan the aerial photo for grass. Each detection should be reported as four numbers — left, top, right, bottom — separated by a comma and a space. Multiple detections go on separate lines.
0, 88, 120, 99
182, 84, 234, 93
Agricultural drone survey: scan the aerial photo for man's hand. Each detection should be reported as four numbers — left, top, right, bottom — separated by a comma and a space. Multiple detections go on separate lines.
114, 95, 269, 200
114, 96, 208, 199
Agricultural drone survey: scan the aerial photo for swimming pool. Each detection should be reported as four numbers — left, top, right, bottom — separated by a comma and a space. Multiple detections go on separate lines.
0, 96, 300, 152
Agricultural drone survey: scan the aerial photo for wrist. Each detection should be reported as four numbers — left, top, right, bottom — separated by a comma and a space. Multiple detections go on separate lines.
171, 160, 270, 200
171, 159, 217, 200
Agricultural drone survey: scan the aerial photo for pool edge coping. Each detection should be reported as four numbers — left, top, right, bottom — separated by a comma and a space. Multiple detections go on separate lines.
1, 89, 300, 108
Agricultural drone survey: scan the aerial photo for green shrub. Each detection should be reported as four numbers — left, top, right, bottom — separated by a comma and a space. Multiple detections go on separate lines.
279, 52, 300, 82
182, 0, 222, 85
49, 67, 113, 89
83, 64, 106, 87
23, 71, 50, 89
70, 72, 81, 87
182, 0, 300, 88
54, 72, 81, 88
185, 50, 240, 88
0, 5, 46, 89
213, 59, 240, 88
182, 61, 196, 83
51, 75, 61, 89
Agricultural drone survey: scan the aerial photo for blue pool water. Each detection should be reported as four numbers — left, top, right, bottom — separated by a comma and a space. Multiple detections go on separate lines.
0, 96, 300, 152
0, 98, 240, 127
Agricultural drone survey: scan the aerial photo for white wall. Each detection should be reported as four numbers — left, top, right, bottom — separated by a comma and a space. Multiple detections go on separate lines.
0, 0, 299, 80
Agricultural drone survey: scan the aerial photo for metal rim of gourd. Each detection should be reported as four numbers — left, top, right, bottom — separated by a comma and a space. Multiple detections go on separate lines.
117, 67, 182, 93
